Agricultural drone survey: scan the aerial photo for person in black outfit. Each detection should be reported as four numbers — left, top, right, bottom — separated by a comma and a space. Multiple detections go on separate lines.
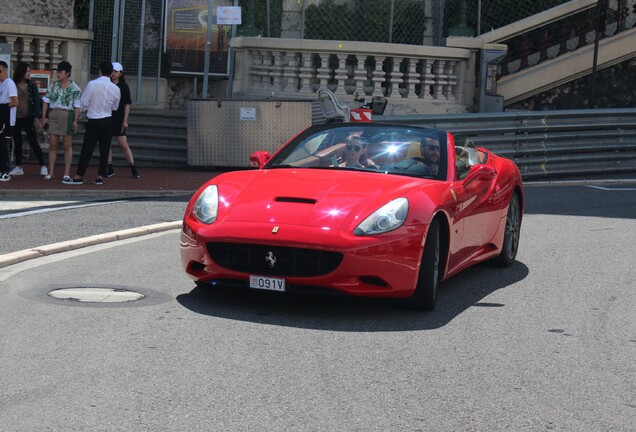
0, 103, 10, 181
106, 62, 139, 178
10, 62, 47, 177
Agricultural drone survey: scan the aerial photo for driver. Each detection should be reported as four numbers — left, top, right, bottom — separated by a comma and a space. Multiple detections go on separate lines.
420, 137, 440, 176
344, 135, 375, 168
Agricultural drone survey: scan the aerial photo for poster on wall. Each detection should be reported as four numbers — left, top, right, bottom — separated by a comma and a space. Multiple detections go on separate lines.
0, 43, 12, 77
165, 0, 234, 75
30, 71, 52, 95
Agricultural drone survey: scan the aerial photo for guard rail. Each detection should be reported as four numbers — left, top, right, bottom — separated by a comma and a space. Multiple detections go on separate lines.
379, 109, 636, 180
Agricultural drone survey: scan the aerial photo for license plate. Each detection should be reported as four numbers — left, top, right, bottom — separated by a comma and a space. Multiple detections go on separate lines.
249, 275, 286, 292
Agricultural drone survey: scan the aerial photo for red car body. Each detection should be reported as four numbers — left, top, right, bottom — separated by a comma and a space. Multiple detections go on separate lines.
180, 123, 523, 310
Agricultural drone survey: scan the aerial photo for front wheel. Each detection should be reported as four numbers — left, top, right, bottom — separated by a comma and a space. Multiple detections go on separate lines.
410, 219, 441, 311
493, 194, 521, 267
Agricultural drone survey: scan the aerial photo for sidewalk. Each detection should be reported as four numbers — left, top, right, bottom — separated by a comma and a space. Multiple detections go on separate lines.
0, 163, 220, 198
3, 162, 636, 199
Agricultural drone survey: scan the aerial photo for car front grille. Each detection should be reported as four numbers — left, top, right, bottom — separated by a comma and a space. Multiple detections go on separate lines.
206, 242, 343, 277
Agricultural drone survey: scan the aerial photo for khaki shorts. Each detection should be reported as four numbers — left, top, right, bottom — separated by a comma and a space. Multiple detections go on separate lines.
48, 109, 74, 136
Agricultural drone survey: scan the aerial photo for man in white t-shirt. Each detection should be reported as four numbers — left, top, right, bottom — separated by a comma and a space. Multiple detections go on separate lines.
0, 60, 18, 181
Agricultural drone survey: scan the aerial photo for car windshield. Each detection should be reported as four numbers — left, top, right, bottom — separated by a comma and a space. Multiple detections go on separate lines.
266, 124, 447, 180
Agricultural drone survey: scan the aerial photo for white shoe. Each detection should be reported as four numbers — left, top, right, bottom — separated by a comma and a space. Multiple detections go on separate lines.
40, 165, 49, 176
0, 172, 10, 182
9, 166, 23, 175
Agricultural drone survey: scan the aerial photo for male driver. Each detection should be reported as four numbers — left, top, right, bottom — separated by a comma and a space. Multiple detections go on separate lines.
65, 61, 120, 185
420, 136, 440, 176
0, 61, 18, 182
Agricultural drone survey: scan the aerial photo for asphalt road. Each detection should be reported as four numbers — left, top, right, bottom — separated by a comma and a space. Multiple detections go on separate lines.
0, 195, 191, 255
0, 185, 634, 431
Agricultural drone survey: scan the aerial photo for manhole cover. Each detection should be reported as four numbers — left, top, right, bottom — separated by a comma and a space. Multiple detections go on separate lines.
48, 288, 145, 303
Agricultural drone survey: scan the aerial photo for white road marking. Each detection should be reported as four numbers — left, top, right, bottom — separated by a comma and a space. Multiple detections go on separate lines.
1, 200, 82, 211
0, 200, 126, 219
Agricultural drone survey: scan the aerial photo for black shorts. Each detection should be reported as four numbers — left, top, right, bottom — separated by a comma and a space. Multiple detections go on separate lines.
112, 116, 127, 136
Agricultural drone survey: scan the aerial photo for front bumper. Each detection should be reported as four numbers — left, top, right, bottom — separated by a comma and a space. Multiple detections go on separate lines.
180, 218, 426, 298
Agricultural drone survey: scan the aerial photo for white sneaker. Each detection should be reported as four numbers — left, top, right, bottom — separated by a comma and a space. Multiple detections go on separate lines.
40, 165, 49, 176
0, 172, 10, 182
9, 166, 23, 175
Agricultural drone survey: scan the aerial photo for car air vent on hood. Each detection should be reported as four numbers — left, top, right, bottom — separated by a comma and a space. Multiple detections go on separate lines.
275, 197, 317, 204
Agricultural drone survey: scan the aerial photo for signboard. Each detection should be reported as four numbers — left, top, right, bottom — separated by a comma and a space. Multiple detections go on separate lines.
165, 0, 234, 75
240, 107, 256, 120
0, 43, 12, 77
30, 70, 52, 95
217, 6, 241, 25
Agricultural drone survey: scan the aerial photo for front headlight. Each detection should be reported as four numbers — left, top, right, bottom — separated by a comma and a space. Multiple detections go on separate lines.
354, 198, 408, 236
193, 185, 219, 224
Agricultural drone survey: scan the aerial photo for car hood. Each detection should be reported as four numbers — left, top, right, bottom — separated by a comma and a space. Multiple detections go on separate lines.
212, 169, 428, 229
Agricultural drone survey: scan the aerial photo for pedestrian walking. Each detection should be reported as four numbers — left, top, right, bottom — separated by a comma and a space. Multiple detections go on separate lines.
0, 60, 18, 182
9, 62, 48, 177
64, 61, 120, 186
106, 62, 139, 178
40, 61, 81, 182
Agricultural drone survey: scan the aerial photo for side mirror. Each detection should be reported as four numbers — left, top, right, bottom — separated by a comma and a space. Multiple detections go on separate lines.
463, 164, 496, 186
249, 151, 272, 169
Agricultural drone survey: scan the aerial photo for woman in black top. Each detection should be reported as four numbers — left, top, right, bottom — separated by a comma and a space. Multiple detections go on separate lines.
107, 62, 139, 178
10, 62, 47, 176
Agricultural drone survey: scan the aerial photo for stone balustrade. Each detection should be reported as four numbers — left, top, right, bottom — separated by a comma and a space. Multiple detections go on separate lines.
0, 23, 92, 89
230, 37, 477, 115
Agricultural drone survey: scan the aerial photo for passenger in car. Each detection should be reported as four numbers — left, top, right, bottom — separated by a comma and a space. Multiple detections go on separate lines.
343, 135, 376, 169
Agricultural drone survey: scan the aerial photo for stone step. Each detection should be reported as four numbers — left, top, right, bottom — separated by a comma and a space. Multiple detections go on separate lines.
70, 109, 188, 168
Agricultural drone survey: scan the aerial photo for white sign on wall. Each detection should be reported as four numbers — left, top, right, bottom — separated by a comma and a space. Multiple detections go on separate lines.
217, 6, 242, 25
0, 43, 12, 77
240, 107, 256, 121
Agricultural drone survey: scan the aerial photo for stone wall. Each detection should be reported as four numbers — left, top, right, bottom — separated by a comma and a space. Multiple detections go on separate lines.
167, 76, 229, 109
0, 0, 76, 28
508, 57, 636, 111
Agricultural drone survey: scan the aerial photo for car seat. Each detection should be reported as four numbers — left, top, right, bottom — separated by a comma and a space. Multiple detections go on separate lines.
318, 89, 350, 123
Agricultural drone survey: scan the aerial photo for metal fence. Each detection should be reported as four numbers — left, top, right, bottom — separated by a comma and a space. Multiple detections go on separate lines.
443, 0, 572, 37
89, 0, 165, 104
240, 0, 575, 46
380, 108, 636, 179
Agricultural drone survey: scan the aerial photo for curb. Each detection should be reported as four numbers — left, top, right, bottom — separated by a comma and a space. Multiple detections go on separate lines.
0, 220, 182, 269
2, 179, 635, 198
0, 189, 195, 199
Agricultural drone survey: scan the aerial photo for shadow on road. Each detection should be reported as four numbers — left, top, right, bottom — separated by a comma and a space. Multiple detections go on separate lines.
176, 261, 529, 332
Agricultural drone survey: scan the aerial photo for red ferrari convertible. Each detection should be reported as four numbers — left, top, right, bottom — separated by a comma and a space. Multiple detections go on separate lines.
180, 123, 523, 310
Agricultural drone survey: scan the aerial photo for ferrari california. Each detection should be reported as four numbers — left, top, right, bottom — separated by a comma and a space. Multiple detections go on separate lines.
180, 123, 523, 310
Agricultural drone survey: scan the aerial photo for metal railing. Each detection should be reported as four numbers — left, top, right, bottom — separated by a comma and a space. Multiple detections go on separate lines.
63, 107, 636, 176
379, 108, 636, 180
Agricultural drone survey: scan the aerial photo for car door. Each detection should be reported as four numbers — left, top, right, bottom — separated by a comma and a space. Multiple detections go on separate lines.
455, 162, 501, 262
